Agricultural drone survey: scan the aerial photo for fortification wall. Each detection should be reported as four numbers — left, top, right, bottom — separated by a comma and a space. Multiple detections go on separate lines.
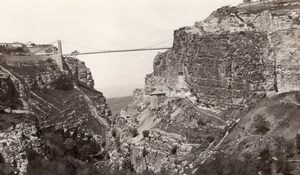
3, 55, 53, 63
2, 55, 64, 71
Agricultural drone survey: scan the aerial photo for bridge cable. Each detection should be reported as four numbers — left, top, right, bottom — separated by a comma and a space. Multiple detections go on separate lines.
61, 40, 104, 51
139, 38, 173, 49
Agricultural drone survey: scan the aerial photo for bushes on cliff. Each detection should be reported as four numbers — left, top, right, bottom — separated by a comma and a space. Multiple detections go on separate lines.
296, 92, 300, 103
253, 115, 270, 135
130, 127, 139, 137
44, 129, 102, 161
51, 75, 73, 91
0, 153, 16, 175
171, 145, 178, 155
296, 133, 300, 154
142, 130, 150, 138
206, 136, 215, 143
27, 127, 108, 174
27, 154, 100, 175
142, 147, 148, 158
112, 129, 117, 138
196, 142, 295, 175
197, 118, 206, 126
196, 152, 260, 175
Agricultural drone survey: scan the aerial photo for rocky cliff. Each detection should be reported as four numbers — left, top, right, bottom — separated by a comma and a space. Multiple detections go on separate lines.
0, 55, 111, 174
110, 1, 300, 174
149, 1, 300, 108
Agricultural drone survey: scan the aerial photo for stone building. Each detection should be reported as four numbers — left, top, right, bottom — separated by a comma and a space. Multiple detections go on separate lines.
150, 91, 166, 109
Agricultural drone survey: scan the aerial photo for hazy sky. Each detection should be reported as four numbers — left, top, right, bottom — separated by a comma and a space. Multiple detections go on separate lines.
0, 0, 240, 98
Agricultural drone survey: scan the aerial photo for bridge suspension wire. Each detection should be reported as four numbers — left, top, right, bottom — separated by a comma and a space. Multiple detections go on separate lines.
62, 47, 171, 56
32, 40, 58, 54
61, 38, 173, 56
61, 40, 104, 51
139, 38, 173, 49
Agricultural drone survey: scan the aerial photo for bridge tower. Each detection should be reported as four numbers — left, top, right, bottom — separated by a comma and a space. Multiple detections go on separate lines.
55, 40, 64, 71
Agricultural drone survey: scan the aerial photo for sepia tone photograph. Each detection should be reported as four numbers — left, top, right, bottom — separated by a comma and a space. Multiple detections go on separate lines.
1, 0, 300, 174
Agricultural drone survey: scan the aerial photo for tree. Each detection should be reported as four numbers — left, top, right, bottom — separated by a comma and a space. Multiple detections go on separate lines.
142, 147, 148, 158
197, 118, 206, 126
130, 127, 139, 137
0, 153, 4, 163
142, 130, 150, 138
254, 115, 270, 135
206, 136, 215, 143
112, 129, 117, 138
259, 148, 272, 175
51, 75, 73, 91
64, 138, 78, 156
171, 145, 178, 155
122, 158, 134, 172
296, 133, 300, 154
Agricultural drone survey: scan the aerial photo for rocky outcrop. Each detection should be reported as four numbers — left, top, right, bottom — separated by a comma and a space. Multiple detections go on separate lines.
64, 57, 95, 88
0, 122, 45, 175
148, 1, 300, 108
0, 75, 18, 110
0, 55, 111, 174
114, 1, 300, 174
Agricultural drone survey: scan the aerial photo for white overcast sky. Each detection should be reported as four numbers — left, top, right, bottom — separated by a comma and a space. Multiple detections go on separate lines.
0, 0, 240, 98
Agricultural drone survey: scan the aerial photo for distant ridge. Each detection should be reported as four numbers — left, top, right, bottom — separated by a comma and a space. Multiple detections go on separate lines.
107, 96, 133, 115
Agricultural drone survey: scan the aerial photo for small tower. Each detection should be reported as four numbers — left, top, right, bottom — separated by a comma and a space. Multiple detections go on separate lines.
55, 40, 64, 71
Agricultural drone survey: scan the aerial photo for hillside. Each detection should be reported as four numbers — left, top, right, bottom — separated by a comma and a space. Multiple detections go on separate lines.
105, 1, 300, 174
0, 55, 112, 174
107, 96, 133, 115
2, 1, 300, 175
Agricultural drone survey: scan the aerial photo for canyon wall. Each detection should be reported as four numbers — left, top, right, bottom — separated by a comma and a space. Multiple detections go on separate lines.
148, 2, 300, 107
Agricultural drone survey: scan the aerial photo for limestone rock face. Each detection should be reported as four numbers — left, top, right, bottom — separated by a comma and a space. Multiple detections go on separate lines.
148, 2, 300, 107
116, 2, 300, 174
0, 55, 111, 174
0, 55, 111, 137
64, 57, 95, 88
0, 76, 18, 110
0, 123, 45, 175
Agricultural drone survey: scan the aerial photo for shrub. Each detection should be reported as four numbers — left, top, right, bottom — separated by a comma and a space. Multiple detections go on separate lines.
101, 141, 106, 148
51, 75, 73, 91
253, 115, 270, 135
0, 153, 5, 163
130, 127, 139, 137
206, 136, 215, 143
122, 158, 134, 172
197, 118, 205, 126
142, 147, 148, 158
258, 148, 272, 175
112, 129, 117, 138
296, 92, 300, 103
171, 145, 178, 155
296, 134, 300, 154
142, 130, 150, 138
46, 58, 53, 63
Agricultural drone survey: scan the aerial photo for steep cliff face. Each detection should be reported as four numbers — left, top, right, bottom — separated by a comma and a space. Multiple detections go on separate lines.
0, 55, 111, 174
148, 1, 300, 108
114, 1, 300, 174
0, 56, 111, 133
0, 122, 45, 175
0, 75, 18, 110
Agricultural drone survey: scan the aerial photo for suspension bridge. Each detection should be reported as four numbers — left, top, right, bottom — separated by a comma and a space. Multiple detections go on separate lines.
28, 39, 173, 71
62, 47, 172, 56
43, 39, 172, 56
